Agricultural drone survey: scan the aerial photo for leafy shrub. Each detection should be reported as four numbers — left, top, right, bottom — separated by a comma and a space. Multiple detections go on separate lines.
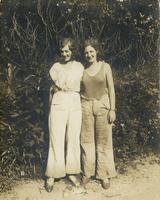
113, 59, 159, 164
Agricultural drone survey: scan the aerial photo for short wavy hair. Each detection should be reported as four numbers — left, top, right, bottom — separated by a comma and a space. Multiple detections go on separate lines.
83, 37, 103, 61
59, 37, 77, 60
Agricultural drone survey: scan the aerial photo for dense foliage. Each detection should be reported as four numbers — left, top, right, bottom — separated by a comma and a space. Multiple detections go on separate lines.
0, 0, 159, 192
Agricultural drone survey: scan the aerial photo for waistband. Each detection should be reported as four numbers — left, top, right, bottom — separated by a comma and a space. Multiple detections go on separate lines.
81, 93, 108, 101
51, 90, 79, 98
52, 84, 79, 93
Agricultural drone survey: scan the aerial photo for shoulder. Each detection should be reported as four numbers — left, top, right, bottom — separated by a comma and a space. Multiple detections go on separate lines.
102, 61, 112, 74
74, 61, 84, 69
73, 61, 84, 73
102, 61, 111, 70
51, 62, 60, 69
49, 62, 60, 73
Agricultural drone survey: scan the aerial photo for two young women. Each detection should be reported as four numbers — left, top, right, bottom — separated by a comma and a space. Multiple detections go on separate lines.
45, 38, 116, 192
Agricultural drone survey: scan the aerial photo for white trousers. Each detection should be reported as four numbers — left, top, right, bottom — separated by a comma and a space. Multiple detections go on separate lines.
45, 91, 82, 178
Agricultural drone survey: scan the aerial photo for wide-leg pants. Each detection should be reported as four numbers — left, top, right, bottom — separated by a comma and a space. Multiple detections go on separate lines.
80, 95, 117, 179
45, 91, 82, 178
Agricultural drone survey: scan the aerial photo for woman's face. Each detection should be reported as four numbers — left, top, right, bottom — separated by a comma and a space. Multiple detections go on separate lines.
60, 44, 72, 62
84, 45, 97, 63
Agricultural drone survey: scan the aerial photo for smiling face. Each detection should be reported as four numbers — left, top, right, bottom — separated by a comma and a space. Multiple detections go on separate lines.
84, 45, 98, 64
60, 44, 72, 62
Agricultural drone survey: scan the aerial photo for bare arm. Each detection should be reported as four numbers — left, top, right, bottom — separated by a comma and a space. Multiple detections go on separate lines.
105, 63, 116, 123
49, 83, 61, 105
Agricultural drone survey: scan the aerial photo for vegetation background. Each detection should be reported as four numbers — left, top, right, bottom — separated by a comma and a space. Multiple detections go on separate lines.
0, 0, 159, 192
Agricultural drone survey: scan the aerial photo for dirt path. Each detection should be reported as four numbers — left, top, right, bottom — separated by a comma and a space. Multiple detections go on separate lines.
1, 156, 160, 200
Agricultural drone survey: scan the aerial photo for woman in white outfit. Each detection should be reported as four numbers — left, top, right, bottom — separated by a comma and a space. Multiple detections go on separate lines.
45, 38, 84, 192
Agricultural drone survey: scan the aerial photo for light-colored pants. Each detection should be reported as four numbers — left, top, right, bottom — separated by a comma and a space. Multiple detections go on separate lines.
81, 95, 117, 179
45, 91, 82, 178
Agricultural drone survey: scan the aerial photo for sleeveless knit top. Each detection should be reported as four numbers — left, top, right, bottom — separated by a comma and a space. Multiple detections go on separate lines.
81, 62, 108, 100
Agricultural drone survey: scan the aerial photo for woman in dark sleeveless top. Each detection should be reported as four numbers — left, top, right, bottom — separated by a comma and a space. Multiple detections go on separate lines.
80, 38, 117, 189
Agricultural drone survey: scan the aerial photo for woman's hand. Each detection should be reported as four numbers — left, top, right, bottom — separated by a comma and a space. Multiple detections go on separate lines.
107, 110, 116, 124
49, 85, 60, 105
51, 84, 61, 94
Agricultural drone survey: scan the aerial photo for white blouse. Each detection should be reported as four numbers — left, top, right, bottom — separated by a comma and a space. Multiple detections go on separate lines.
49, 61, 84, 92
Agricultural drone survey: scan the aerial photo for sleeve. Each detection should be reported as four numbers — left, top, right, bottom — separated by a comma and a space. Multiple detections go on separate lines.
49, 63, 58, 83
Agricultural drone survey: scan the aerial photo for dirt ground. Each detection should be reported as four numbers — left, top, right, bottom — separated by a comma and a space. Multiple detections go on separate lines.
1, 155, 160, 200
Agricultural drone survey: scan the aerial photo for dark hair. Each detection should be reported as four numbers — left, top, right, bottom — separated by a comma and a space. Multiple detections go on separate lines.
59, 37, 77, 60
83, 37, 103, 61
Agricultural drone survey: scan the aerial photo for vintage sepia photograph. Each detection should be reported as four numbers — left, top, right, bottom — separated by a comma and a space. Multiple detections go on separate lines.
0, 0, 159, 200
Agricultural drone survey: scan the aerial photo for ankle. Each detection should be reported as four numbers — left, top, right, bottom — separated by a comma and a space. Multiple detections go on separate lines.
101, 178, 110, 189
47, 177, 54, 185
101, 178, 109, 182
81, 175, 91, 185
68, 175, 80, 187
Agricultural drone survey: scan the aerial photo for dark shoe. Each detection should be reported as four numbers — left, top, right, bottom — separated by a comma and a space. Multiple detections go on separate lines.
68, 175, 80, 187
45, 178, 54, 192
81, 175, 90, 186
101, 178, 110, 189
